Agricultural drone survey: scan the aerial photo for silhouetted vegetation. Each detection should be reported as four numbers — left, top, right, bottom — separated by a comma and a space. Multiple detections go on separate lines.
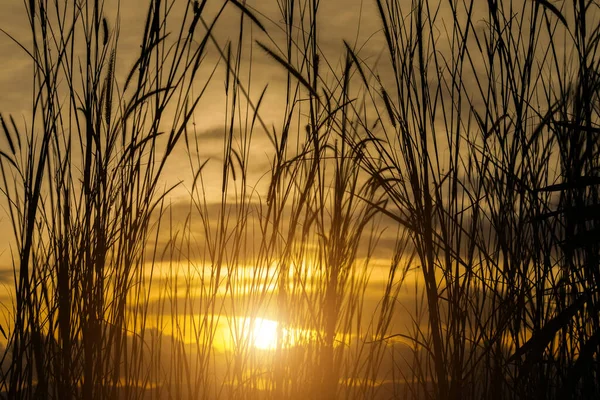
1, 0, 599, 399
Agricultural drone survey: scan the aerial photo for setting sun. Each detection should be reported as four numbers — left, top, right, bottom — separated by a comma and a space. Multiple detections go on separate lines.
246, 318, 279, 350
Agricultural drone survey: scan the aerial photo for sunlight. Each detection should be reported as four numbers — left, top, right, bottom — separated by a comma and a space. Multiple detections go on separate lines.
247, 318, 279, 350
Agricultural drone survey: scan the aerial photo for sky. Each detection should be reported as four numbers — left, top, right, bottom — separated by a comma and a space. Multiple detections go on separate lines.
0, 0, 409, 349
0, 0, 400, 279
3, 2, 598, 395
0, 0, 582, 325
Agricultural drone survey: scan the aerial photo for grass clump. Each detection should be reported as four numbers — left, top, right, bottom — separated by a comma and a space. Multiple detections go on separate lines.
1, 0, 600, 399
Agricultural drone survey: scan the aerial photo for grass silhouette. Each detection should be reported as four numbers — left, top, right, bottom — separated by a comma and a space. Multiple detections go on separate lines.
1, 0, 600, 399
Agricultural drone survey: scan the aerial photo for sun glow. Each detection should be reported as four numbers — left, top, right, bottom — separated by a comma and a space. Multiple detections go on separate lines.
244, 318, 279, 350
246, 318, 279, 350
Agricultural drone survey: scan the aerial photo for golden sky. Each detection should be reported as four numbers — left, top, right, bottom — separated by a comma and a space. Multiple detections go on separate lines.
0, 0, 583, 291
0, 0, 392, 269
3, 3, 597, 396
0, 0, 581, 318
0, 2, 413, 351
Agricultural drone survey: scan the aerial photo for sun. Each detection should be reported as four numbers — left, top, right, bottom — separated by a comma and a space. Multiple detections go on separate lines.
248, 318, 279, 350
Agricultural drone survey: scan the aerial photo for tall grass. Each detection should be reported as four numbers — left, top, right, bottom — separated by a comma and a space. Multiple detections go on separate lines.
0, 0, 233, 397
1, 0, 600, 399
352, 0, 600, 398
